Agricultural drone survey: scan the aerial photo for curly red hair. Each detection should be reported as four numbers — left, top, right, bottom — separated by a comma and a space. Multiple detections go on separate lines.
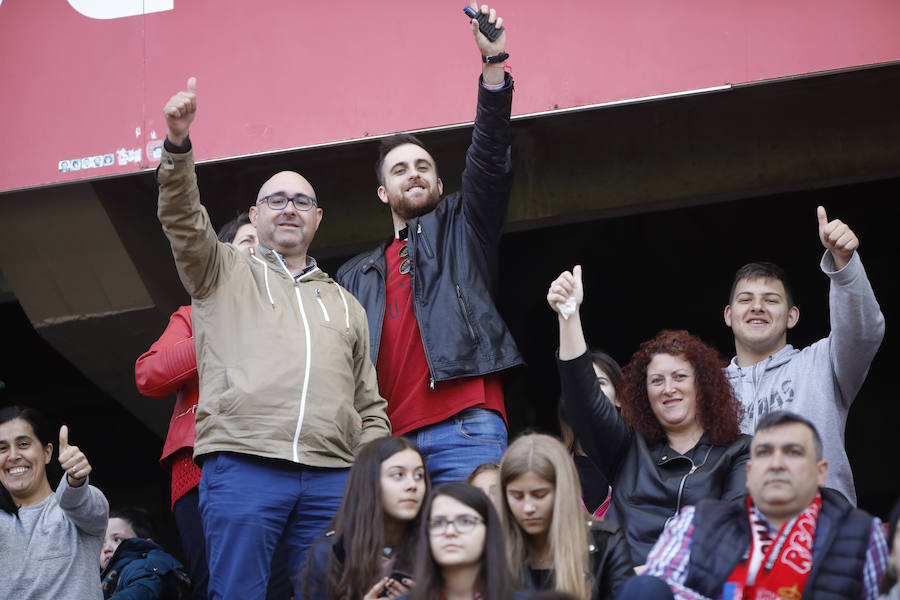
619, 330, 743, 446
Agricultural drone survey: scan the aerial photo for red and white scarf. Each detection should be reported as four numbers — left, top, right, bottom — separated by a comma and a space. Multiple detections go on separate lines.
723, 494, 822, 600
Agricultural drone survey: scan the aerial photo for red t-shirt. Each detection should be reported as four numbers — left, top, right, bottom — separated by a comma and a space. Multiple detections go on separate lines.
377, 238, 505, 435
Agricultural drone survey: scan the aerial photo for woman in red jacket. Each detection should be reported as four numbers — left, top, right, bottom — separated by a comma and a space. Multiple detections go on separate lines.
134, 212, 256, 599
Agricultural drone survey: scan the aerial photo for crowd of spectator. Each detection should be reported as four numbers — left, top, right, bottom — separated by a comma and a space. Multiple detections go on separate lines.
1, 3, 895, 600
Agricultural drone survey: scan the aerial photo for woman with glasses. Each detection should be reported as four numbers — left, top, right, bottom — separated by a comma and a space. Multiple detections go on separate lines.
402, 482, 524, 600
304, 437, 430, 600
499, 433, 633, 600
548, 266, 750, 567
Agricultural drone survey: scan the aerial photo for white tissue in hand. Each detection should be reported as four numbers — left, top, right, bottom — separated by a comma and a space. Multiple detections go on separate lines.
557, 297, 577, 320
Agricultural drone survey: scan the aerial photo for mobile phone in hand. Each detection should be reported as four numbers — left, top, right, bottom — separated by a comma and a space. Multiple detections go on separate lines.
378, 571, 413, 597
390, 570, 412, 583
463, 6, 504, 42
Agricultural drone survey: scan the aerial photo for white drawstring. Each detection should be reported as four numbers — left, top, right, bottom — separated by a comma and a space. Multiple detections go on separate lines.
252, 254, 275, 307
336, 286, 350, 331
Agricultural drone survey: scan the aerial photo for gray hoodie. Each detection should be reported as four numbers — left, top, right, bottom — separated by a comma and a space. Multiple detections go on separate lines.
725, 251, 884, 505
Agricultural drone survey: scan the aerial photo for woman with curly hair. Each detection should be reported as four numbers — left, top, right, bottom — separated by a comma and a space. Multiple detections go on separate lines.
547, 266, 750, 567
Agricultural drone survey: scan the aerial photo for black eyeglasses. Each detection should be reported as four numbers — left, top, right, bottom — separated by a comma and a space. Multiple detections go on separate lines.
398, 243, 410, 275
257, 193, 317, 211
427, 514, 483, 536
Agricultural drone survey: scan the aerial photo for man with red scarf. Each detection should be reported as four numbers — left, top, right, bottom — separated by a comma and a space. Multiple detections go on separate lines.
618, 411, 887, 600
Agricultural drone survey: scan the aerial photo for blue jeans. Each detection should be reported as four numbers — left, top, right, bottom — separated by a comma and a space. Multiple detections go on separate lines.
406, 408, 507, 487
199, 453, 348, 600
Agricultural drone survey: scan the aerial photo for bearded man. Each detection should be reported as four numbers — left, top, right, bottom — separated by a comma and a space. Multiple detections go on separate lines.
336, 3, 523, 485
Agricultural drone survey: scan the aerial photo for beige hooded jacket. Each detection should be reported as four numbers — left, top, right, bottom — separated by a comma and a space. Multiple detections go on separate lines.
157, 148, 390, 467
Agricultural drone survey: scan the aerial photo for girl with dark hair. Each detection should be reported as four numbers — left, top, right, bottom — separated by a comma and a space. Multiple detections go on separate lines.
499, 433, 632, 600
404, 482, 524, 600
0, 405, 109, 599
548, 266, 751, 567
304, 436, 430, 599
881, 499, 900, 599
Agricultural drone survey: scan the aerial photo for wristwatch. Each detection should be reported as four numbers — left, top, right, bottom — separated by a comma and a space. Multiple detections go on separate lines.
482, 52, 509, 64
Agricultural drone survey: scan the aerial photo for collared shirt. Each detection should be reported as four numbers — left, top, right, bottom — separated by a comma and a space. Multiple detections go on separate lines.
255, 245, 318, 280
645, 504, 888, 600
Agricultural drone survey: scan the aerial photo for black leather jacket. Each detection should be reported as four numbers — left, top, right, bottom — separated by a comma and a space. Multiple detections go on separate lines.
558, 352, 751, 566
521, 520, 634, 600
336, 74, 524, 384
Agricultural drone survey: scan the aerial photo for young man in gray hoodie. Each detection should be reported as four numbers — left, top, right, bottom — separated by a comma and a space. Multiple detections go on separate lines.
723, 206, 884, 506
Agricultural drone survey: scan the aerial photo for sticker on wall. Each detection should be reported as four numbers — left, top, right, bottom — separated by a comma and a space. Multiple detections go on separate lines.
57, 152, 120, 172
146, 140, 163, 162
117, 148, 142, 166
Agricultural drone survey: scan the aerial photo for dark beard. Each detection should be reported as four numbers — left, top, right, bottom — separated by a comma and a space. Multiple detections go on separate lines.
389, 186, 442, 222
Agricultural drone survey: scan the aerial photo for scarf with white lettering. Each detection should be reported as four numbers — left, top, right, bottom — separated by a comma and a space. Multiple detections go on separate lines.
722, 494, 821, 600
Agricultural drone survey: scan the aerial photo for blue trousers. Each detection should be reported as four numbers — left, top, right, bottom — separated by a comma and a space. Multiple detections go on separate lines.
175, 486, 293, 599
405, 407, 507, 487
199, 453, 348, 600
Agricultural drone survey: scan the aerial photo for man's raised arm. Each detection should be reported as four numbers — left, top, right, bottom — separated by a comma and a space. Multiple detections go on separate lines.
462, 2, 514, 245
157, 77, 226, 300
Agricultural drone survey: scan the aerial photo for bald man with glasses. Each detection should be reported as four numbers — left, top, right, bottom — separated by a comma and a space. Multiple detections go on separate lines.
156, 77, 389, 600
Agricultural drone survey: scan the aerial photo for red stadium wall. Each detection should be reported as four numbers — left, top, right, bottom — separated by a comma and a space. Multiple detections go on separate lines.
1, 0, 899, 192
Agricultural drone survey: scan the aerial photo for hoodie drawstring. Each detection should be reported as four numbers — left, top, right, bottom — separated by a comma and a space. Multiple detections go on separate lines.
252, 254, 275, 307
336, 286, 350, 331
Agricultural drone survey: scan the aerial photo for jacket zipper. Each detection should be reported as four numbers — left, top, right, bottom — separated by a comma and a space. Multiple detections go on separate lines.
271, 251, 312, 463
456, 284, 479, 344
672, 446, 714, 518
416, 223, 434, 258
411, 223, 437, 389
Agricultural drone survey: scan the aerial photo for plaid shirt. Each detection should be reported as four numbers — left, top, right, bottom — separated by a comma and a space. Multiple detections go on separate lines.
645, 504, 888, 600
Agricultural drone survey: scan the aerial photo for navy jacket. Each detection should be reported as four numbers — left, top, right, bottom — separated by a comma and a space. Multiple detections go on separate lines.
336, 73, 524, 385
101, 538, 187, 599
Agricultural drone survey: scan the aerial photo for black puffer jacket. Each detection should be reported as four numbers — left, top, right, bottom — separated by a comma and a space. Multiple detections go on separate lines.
558, 351, 751, 566
520, 520, 634, 600
336, 73, 524, 384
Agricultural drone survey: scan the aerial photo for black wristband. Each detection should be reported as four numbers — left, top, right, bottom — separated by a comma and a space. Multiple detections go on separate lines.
482, 52, 509, 64
164, 136, 192, 154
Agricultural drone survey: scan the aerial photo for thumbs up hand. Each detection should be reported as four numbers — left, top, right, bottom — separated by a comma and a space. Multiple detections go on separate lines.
164, 77, 197, 146
547, 265, 584, 317
58, 425, 91, 487
817, 206, 858, 270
